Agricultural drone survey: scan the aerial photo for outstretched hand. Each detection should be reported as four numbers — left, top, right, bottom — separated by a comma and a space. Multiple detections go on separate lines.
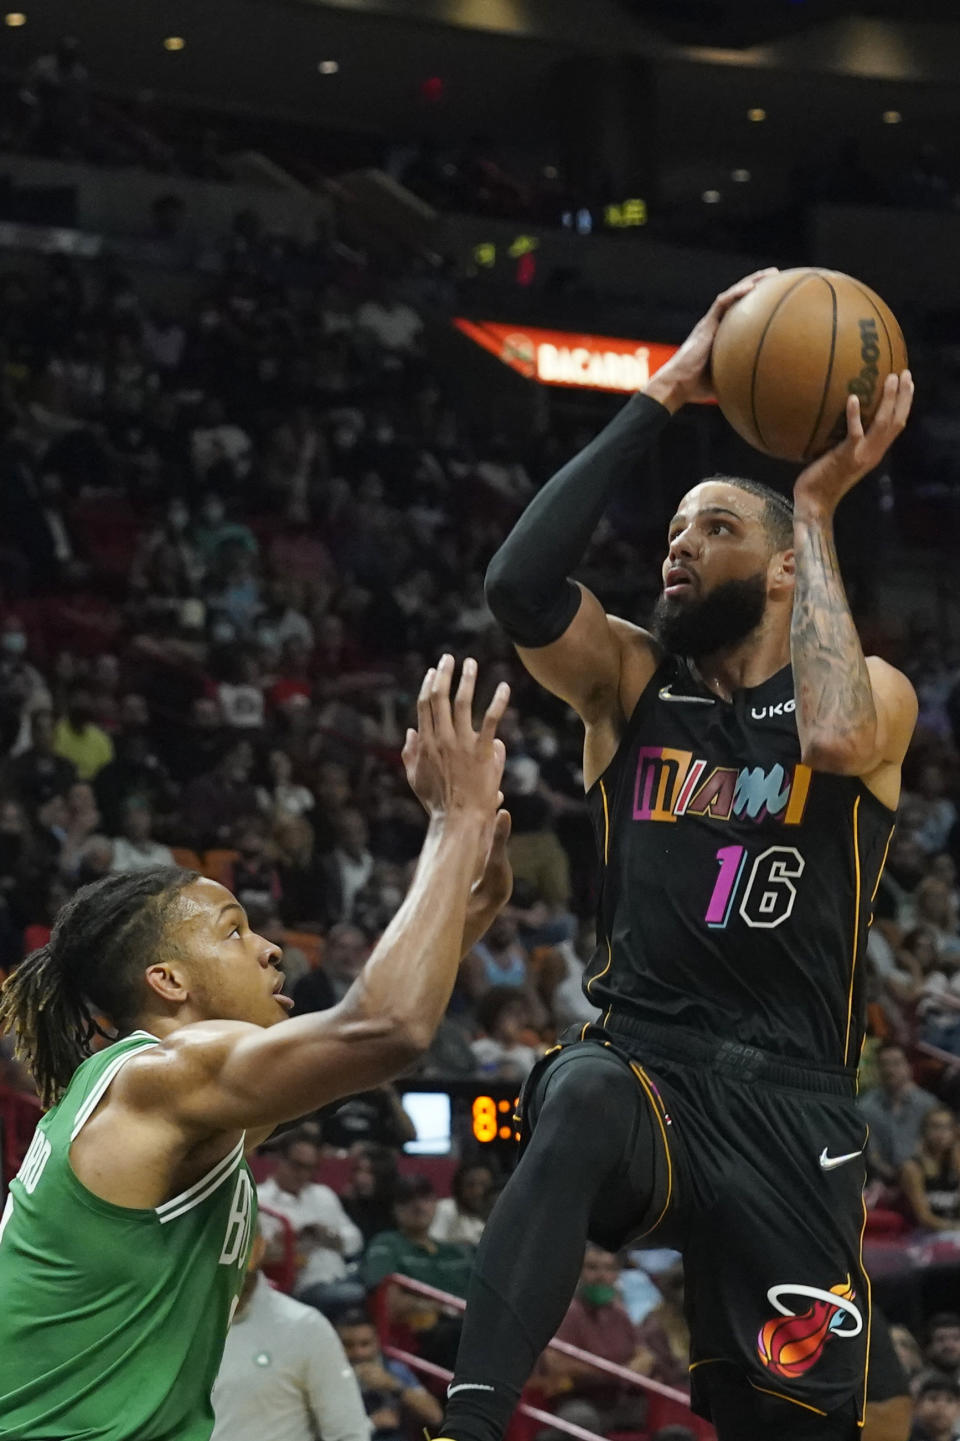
402, 654, 509, 823
644, 267, 779, 411
794, 369, 914, 516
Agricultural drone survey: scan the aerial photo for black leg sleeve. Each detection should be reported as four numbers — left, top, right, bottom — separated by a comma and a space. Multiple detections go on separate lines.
484, 393, 671, 648
441, 1049, 657, 1441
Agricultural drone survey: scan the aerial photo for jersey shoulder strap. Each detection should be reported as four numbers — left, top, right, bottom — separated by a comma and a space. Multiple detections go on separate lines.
52, 1031, 161, 1143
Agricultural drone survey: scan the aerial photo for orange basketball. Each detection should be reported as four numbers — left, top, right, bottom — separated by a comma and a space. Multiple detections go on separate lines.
710, 268, 908, 463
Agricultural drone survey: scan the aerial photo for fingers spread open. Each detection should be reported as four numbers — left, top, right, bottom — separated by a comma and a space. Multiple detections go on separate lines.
845, 393, 864, 442
429, 653, 455, 740
870, 371, 899, 433
454, 656, 477, 738
480, 682, 511, 746
416, 667, 437, 741
893, 369, 914, 430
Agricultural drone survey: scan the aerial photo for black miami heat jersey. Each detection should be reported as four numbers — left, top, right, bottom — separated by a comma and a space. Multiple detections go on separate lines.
584, 656, 895, 1067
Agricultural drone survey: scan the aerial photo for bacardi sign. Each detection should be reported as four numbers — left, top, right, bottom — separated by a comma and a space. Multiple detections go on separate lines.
454, 318, 678, 394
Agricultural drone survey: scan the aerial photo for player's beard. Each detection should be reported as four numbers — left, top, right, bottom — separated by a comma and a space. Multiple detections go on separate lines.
651, 572, 768, 659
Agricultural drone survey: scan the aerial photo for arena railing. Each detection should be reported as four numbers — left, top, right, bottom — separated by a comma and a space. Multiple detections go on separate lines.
373, 1273, 716, 1441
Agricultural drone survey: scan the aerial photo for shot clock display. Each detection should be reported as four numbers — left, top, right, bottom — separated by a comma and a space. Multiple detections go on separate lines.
399, 1081, 520, 1163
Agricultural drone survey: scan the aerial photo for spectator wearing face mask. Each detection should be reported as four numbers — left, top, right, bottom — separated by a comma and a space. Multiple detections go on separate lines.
192, 491, 257, 567
543, 1246, 656, 1435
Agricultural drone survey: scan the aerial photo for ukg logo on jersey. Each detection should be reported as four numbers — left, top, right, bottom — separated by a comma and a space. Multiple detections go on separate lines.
631, 746, 812, 826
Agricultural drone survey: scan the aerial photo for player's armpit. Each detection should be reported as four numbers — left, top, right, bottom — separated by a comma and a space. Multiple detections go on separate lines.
516, 583, 659, 724
119, 1008, 420, 1136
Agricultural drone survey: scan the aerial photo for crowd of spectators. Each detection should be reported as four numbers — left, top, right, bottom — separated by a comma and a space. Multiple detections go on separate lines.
0, 83, 960, 1438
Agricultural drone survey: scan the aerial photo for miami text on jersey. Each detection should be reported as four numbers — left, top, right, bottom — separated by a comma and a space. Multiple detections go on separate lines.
632, 746, 812, 826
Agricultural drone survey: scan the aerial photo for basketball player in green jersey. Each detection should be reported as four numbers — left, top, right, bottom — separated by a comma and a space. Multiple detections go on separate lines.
0, 656, 509, 1441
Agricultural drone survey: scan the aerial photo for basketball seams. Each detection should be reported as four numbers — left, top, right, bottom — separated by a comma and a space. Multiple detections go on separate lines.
749, 272, 817, 453
716, 267, 905, 462
801, 275, 839, 461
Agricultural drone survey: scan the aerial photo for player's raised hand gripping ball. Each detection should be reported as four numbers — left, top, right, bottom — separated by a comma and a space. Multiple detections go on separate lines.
710, 267, 908, 462
793, 369, 914, 515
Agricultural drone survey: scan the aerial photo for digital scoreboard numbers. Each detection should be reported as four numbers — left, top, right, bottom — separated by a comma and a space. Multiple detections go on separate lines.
471, 1093, 520, 1145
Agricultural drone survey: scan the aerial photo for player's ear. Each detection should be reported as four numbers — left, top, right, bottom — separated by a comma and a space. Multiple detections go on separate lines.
769, 546, 795, 593
144, 960, 191, 1006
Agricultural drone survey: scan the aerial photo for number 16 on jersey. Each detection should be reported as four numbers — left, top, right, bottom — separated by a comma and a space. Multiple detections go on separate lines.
705, 845, 805, 930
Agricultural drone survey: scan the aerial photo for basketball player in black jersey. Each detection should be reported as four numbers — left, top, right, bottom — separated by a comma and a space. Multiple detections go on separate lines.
436, 271, 917, 1441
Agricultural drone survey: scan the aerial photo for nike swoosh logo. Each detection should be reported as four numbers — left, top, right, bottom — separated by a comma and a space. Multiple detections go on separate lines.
658, 686, 715, 705
819, 1147, 864, 1171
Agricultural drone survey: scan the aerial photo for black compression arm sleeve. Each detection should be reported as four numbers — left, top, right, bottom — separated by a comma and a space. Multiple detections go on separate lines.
483, 392, 671, 648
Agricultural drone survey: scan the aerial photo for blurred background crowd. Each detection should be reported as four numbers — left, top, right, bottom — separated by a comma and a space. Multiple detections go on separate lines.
2, 5, 960, 1438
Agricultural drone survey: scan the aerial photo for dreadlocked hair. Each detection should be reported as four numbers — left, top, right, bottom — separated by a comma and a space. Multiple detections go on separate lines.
0, 866, 198, 1108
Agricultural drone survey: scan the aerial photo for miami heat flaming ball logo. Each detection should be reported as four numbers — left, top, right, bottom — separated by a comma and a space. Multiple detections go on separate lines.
757, 1277, 863, 1379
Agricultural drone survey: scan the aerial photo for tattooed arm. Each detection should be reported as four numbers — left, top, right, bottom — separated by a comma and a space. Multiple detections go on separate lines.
791, 374, 917, 798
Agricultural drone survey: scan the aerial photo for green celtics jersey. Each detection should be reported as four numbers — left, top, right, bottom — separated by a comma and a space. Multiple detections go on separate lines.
0, 1031, 256, 1440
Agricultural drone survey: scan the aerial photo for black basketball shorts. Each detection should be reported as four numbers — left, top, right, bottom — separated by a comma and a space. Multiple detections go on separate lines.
524, 1017, 872, 1427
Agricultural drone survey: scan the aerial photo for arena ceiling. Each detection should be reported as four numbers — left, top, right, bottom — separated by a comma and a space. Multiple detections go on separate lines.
2, 1, 960, 170
615, 0, 960, 48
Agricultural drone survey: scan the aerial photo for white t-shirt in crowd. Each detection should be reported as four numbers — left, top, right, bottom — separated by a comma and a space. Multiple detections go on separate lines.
429, 1197, 485, 1247
191, 422, 253, 478
110, 837, 175, 872
218, 682, 266, 729
356, 300, 422, 352
257, 1177, 363, 1291
470, 1036, 539, 1082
